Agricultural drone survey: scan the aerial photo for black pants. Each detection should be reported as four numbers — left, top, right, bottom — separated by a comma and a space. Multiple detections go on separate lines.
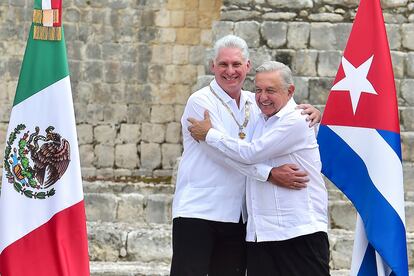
170, 217, 246, 276
247, 231, 330, 276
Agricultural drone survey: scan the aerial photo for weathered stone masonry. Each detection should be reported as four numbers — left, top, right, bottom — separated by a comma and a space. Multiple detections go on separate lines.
1, 0, 413, 184
1, 1, 414, 274
0, 0, 221, 179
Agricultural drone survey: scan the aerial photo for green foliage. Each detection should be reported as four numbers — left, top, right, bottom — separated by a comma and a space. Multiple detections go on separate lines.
13, 182, 22, 193
4, 125, 26, 180
18, 139, 27, 150
23, 190, 33, 197
36, 192, 46, 199
29, 178, 37, 188
21, 157, 30, 169
47, 188, 56, 197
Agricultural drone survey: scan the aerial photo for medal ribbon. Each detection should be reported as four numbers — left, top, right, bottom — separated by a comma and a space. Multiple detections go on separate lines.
209, 85, 250, 139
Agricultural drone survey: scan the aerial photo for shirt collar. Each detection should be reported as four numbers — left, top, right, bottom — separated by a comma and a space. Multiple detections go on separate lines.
260, 98, 297, 121
210, 79, 253, 108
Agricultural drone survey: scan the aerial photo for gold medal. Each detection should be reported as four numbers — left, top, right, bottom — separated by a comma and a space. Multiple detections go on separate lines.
209, 85, 251, 140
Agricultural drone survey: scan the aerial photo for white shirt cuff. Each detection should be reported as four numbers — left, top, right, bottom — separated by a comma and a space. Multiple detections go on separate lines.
255, 164, 272, 182
206, 128, 223, 144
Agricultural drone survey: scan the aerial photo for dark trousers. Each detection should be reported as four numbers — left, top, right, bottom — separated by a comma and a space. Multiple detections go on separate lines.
247, 231, 330, 276
170, 217, 247, 276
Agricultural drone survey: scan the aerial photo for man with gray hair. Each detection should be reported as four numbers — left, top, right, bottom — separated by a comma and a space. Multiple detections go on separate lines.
188, 60, 329, 275
171, 35, 321, 276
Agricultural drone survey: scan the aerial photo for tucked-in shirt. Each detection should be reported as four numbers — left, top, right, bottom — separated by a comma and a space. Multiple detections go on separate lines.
205, 98, 328, 241
172, 79, 271, 223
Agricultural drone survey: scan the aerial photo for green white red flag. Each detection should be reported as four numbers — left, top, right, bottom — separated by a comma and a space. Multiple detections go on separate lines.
0, 0, 90, 275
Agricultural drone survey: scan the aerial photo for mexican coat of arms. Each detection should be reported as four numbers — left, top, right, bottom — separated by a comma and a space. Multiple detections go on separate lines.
4, 124, 71, 199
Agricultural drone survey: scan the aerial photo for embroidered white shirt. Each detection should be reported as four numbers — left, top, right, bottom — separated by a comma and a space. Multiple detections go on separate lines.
172, 79, 271, 223
205, 98, 328, 241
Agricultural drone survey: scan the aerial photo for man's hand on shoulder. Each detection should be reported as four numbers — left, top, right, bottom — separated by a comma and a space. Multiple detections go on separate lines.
187, 110, 212, 141
296, 104, 321, 127
268, 164, 309, 190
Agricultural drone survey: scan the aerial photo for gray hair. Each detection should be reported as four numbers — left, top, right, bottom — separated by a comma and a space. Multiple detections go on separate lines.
255, 61, 293, 90
213, 35, 250, 62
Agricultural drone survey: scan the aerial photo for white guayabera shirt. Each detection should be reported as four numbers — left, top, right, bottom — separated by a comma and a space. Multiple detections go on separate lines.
205, 98, 328, 242
172, 79, 272, 223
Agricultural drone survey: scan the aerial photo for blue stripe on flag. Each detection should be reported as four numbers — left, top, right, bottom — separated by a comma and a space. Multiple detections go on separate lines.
318, 125, 408, 276
377, 129, 402, 162
358, 243, 378, 276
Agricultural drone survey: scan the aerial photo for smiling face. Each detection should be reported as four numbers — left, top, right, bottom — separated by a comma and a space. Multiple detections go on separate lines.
255, 71, 295, 118
210, 47, 251, 98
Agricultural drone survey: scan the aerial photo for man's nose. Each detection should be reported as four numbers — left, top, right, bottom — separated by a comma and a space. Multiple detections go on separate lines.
226, 65, 235, 74
259, 92, 268, 101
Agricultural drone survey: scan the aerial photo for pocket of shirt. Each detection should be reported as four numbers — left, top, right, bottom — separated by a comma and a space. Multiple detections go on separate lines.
274, 187, 312, 228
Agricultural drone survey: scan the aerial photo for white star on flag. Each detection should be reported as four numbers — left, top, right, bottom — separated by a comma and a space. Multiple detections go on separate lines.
331, 55, 378, 114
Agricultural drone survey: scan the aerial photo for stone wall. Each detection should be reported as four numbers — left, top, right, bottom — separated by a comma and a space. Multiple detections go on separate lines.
0, 0, 221, 179
1, 1, 413, 273
0, 0, 413, 183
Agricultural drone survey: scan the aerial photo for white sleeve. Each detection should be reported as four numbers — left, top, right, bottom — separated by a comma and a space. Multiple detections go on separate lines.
181, 93, 232, 168
314, 123, 320, 136
183, 92, 276, 171
224, 158, 272, 182
205, 111, 310, 164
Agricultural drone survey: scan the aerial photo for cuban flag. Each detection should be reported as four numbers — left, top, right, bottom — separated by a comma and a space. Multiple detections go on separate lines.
317, 0, 409, 275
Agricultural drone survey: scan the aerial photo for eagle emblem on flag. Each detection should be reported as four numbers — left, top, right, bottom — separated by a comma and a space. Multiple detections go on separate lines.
4, 124, 70, 199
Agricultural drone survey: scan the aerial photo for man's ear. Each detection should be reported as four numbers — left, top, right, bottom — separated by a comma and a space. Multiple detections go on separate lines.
209, 60, 215, 73
288, 84, 295, 98
246, 60, 251, 73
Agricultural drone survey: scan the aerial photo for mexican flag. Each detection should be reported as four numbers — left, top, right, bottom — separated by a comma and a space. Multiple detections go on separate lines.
0, 1, 90, 275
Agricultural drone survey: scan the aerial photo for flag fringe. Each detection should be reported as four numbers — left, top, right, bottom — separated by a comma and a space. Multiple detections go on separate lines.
53, 9, 59, 24
33, 26, 62, 41
33, 9, 60, 25
33, 10, 42, 24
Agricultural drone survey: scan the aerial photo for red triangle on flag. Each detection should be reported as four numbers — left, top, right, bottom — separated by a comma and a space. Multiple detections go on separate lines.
321, 0, 400, 134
